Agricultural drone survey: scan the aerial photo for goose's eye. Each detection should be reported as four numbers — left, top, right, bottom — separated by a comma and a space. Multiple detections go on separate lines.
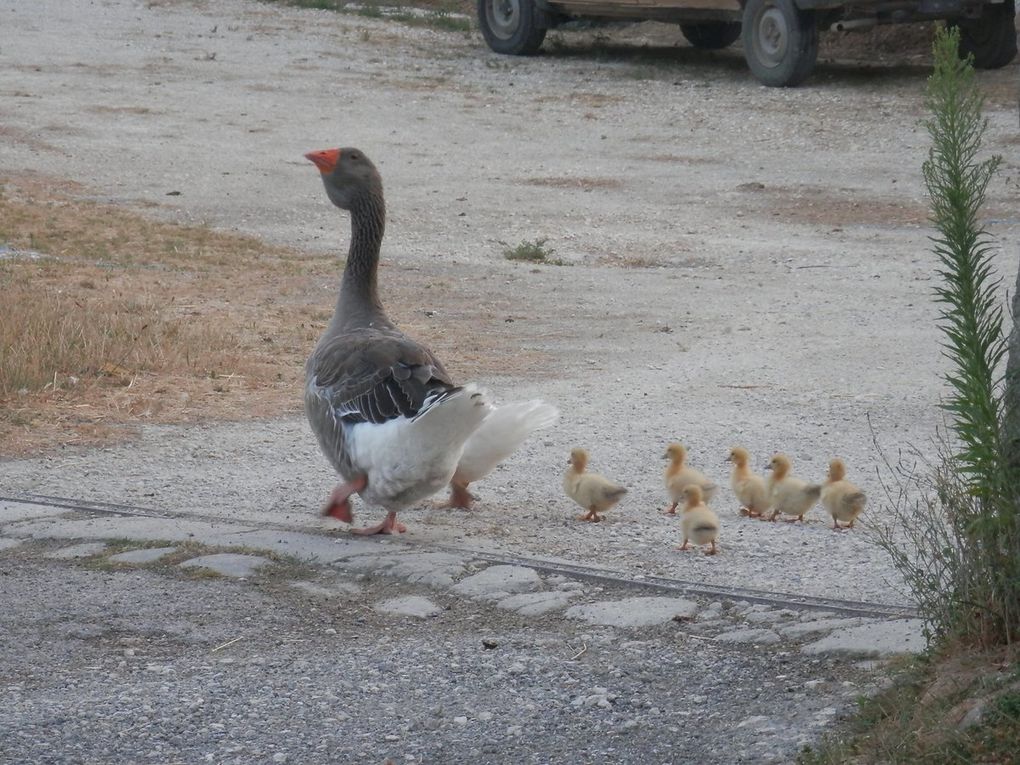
350, 152, 360, 161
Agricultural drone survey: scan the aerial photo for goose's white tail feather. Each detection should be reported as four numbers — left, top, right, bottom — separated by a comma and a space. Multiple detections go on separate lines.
349, 384, 491, 508
453, 399, 559, 484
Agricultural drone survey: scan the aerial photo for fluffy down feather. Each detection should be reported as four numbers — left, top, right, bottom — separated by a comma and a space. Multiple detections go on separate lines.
820, 458, 867, 530
564, 448, 627, 522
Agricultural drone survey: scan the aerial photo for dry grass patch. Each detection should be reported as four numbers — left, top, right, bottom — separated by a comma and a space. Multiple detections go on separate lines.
0, 124, 60, 153
595, 252, 711, 269
377, 73, 453, 93
533, 92, 623, 108
756, 184, 1016, 230
521, 176, 624, 192
595, 252, 665, 269
0, 176, 557, 457
0, 176, 334, 456
752, 184, 930, 228
636, 153, 722, 166
87, 105, 158, 116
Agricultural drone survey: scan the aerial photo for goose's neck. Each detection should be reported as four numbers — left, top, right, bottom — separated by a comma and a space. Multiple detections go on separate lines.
334, 192, 388, 330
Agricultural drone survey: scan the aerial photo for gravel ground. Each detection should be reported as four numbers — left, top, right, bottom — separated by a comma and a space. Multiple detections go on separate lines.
0, 544, 881, 765
1, 0, 1018, 761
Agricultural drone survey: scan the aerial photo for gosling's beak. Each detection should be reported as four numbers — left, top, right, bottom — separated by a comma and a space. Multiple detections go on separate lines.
304, 148, 340, 174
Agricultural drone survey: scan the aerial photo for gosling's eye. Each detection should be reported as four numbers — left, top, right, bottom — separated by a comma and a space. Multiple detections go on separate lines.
349, 152, 360, 160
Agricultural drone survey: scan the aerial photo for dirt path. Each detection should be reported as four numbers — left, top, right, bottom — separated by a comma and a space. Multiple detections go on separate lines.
3, 2, 1020, 762
1, 0, 1019, 617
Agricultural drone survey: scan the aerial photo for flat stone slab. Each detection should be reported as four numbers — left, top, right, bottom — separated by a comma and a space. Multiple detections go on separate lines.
0, 499, 73, 523
743, 609, 800, 624
7, 516, 257, 544
497, 590, 578, 616
715, 628, 782, 645
219, 529, 380, 564
108, 546, 178, 564
380, 552, 469, 588
778, 617, 875, 639
342, 551, 468, 588
178, 553, 273, 578
45, 541, 108, 559
451, 565, 543, 598
374, 595, 442, 618
0, 537, 24, 551
801, 618, 926, 657
289, 580, 362, 598
565, 597, 698, 628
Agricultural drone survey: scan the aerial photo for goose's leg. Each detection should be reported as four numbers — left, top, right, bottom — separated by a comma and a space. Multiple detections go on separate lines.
664, 501, 679, 515
351, 510, 407, 536
438, 481, 476, 510
322, 475, 368, 523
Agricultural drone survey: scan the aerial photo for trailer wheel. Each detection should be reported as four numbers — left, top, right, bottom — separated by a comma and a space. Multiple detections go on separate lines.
680, 21, 743, 50
478, 0, 548, 56
741, 0, 818, 87
952, 0, 1017, 69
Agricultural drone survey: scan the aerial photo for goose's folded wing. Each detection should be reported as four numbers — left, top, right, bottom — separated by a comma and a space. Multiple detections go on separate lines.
307, 329, 456, 425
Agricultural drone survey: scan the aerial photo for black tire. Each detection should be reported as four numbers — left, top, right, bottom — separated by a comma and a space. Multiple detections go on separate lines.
477, 0, 548, 56
741, 0, 818, 87
680, 21, 743, 50
951, 0, 1017, 69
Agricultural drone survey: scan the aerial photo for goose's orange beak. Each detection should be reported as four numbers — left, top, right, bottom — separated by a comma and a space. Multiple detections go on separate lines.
305, 148, 340, 174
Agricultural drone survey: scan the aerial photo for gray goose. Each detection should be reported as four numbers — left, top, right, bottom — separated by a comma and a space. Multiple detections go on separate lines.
303, 147, 557, 533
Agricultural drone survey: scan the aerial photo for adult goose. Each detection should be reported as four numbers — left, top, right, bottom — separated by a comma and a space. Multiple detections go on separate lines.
303, 147, 556, 534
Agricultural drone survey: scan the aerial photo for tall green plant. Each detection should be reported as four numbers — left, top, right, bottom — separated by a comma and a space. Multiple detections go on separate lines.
924, 26, 1004, 494
901, 24, 1019, 647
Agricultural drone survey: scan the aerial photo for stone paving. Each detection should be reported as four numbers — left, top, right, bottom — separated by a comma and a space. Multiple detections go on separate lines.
0, 498, 923, 657
178, 553, 275, 578
107, 546, 179, 564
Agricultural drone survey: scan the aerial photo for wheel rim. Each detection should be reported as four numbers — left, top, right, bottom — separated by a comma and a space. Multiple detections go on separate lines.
754, 5, 789, 68
485, 0, 522, 41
